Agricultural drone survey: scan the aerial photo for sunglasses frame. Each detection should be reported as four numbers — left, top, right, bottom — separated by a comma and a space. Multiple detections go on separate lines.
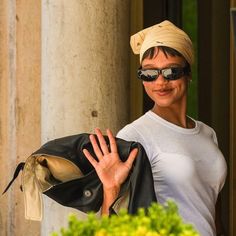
137, 66, 190, 82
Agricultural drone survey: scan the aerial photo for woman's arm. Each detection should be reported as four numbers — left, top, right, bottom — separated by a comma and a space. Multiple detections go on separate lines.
83, 128, 138, 215
101, 187, 120, 215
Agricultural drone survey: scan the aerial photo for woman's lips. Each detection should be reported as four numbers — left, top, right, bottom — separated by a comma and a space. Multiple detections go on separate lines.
153, 88, 173, 96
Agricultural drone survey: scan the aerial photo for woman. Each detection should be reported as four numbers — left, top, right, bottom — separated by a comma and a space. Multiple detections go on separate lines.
83, 20, 227, 236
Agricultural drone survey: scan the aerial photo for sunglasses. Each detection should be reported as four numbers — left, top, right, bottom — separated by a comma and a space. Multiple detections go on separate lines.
137, 66, 190, 82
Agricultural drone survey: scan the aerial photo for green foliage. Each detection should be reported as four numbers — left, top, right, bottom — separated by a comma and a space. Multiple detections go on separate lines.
51, 201, 200, 236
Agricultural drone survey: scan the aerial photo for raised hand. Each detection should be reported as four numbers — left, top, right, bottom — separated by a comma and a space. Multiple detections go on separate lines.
83, 128, 138, 214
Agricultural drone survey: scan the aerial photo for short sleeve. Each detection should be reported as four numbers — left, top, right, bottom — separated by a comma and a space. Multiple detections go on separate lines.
116, 124, 140, 142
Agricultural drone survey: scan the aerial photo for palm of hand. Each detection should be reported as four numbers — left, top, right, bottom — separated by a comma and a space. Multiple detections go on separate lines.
94, 152, 132, 189
83, 128, 138, 190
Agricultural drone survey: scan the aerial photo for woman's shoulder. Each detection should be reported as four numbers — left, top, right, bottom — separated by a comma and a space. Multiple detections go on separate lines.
195, 119, 216, 133
194, 119, 218, 143
116, 112, 153, 142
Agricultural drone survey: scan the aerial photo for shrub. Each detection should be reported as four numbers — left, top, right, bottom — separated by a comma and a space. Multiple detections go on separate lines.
51, 201, 200, 236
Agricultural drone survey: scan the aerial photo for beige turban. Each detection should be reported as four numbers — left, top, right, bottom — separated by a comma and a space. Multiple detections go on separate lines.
130, 20, 194, 65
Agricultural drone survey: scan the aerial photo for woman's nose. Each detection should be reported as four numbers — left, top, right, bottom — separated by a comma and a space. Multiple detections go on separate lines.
153, 74, 168, 84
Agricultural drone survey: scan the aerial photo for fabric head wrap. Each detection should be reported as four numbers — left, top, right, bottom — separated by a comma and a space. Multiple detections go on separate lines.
130, 20, 194, 65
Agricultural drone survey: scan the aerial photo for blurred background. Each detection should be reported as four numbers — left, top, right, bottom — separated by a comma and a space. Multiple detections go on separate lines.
0, 0, 235, 235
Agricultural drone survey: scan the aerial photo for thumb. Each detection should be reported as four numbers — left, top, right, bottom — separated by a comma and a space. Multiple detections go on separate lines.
125, 148, 138, 168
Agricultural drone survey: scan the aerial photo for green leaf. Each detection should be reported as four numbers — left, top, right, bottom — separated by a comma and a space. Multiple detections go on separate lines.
51, 201, 200, 236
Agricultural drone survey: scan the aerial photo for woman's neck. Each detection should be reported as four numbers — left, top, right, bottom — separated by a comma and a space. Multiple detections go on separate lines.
152, 103, 194, 129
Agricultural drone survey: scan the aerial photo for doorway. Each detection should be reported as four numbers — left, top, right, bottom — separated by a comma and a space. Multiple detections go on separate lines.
130, 0, 230, 235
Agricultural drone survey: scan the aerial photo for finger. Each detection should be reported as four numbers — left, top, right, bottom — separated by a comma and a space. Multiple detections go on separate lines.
107, 129, 118, 153
83, 149, 98, 168
95, 128, 109, 155
125, 148, 138, 168
89, 134, 103, 160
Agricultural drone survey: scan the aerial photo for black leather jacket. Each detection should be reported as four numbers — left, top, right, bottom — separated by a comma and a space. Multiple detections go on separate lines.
4, 133, 157, 219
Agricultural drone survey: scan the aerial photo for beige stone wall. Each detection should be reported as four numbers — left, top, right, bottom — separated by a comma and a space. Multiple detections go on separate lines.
0, 0, 41, 235
41, 0, 130, 137
0, 0, 132, 235
0, 0, 11, 234
41, 1, 130, 234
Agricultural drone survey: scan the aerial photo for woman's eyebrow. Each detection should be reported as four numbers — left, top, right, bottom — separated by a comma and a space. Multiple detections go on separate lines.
142, 63, 184, 69
142, 63, 155, 69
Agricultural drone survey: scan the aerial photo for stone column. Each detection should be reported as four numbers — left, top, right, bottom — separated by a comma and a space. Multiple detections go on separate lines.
41, 0, 130, 235
0, 0, 41, 235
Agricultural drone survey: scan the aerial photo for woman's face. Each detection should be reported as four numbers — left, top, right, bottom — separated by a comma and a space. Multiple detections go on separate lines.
141, 49, 190, 109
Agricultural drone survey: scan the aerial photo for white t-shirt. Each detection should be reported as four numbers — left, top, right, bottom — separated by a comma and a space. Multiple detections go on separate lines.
117, 110, 227, 236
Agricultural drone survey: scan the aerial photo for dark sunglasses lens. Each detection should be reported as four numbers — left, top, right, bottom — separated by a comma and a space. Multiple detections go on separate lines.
138, 67, 188, 81
138, 69, 159, 81
162, 68, 184, 80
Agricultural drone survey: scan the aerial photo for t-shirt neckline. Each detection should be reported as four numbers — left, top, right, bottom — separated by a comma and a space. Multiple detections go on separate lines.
147, 110, 200, 134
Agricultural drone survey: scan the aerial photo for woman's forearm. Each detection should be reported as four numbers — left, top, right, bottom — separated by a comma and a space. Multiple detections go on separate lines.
101, 187, 120, 215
